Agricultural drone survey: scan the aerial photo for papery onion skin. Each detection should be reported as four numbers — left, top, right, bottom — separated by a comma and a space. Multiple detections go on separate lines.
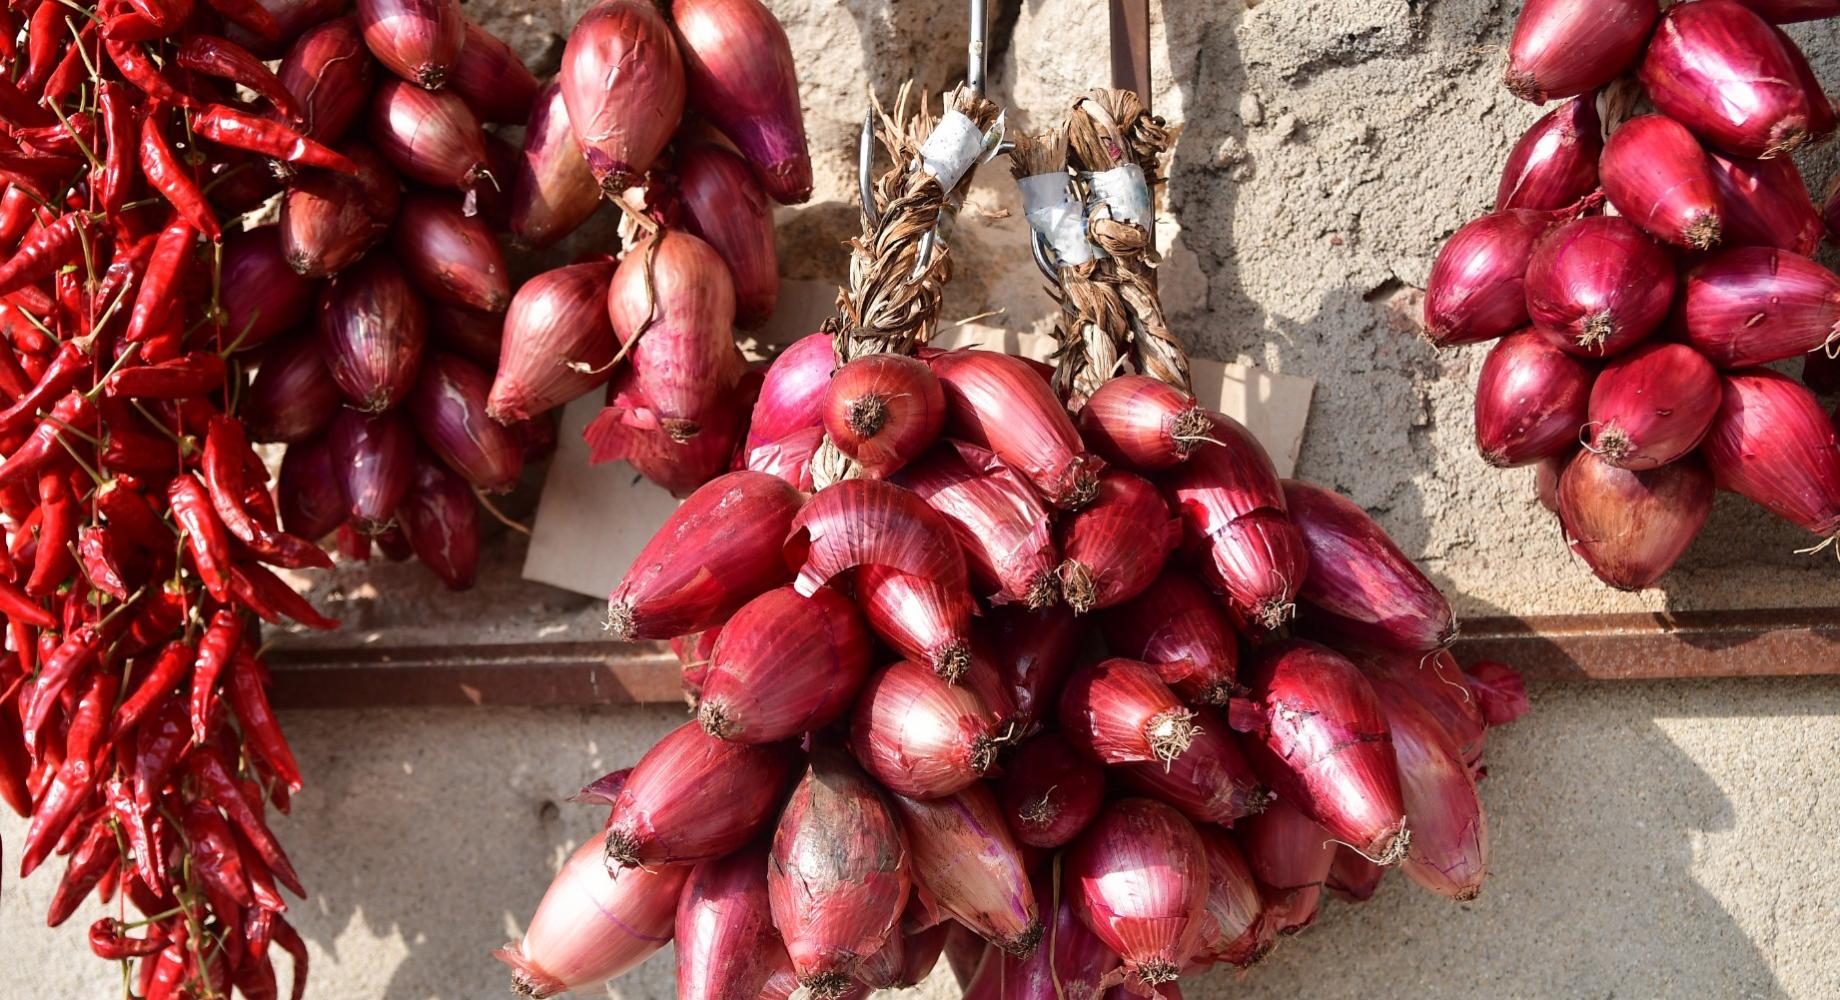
896, 440, 1059, 608
929, 348, 1104, 509
245, 334, 339, 444
369, 79, 494, 202
1375, 683, 1490, 901
1473, 329, 1592, 468
1701, 369, 1840, 539
1077, 374, 1213, 471
279, 16, 378, 143
327, 407, 415, 533
221, 226, 319, 353
749, 333, 835, 450
1118, 708, 1269, 828
1057, 470, 1179, 613
1586, 343, 1722, 471
769, 746, 910, 998
998, 733, 1106, 849
562, 0, 685, 193
510, 79, 602, 250
1526, 216, 1675, 357
1059, 658, 1200, 768
1193, 827, 1267, 968
1327, 845, 1386, 903
1708, 151, 1824, 256
1640, 0, 1812, 159
944, 925, 989, 990
1359, 649, 1487, 771
1558, 451, 1713, 591
1422, 209, 1550, 347
488, 260, 618, 423
278, 435, 346, 541
608, 230, 746, 441
1283, 479, 1457, 652
1504, 0, 1657, 104
1237, 640, 1409, 864
606, 469, 802, 640
849, 660, 1004, 800
677, 142, 781, 326
449, 20, 540, 124
1536, 451, 1569, 514
394, 192, 512, 312
785, 477, 969, 598
745, 425, 822, 492
604, 721, 796, 869
669, 0, 812, 204
821, 354, 945, 479
496, 835, 686, 998
1777, 30, 1836, 141
981, 603, 1084, 737
318, 256, 427, 412
1682, 247, 1840, 368
356, 0, 463, 90
1102, 569, 1240, 706
675, 846, 785, 1000
1496, 96, 1602, 212
280, 142, 400, 278
398, 455, 479, 590
890, 784, 1042, 957
696, 586, 872, 743
1236, 795, 1333, 936
408, 352, 526, 492
1465, 660, 1532, 727
585, 364, 753, 496
1066, 798, 1209, 992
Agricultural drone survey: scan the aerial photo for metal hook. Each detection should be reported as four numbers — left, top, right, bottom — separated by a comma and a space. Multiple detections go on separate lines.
857, 105, 880, 231
911, 0, 990, 276
1030, 230, 1059, 283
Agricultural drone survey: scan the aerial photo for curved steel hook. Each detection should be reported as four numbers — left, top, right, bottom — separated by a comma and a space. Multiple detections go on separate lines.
857, 105, 880, 230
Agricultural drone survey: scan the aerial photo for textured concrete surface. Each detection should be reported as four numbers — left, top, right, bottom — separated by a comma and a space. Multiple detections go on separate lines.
5, 0, 1840, 997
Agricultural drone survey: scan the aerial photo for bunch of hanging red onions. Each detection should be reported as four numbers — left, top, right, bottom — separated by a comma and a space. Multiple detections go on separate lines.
1424, 0, 1840, 589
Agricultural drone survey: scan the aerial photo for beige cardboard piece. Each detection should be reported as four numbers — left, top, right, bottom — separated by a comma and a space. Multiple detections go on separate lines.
523, 280, 1315, 600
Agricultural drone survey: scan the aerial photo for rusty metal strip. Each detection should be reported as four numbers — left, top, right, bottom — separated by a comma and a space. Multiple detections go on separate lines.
1109, 0, 1152, 109
263, 608, 1840, 709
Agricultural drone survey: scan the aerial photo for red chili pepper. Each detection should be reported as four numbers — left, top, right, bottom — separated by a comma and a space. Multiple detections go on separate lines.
0, 187, 39, 255
11, 113, 98, 160
168, 473, 233, 602
98, 481, 172, 549
0, 703, 31, 817
0, 141, 84, 197
204, 417, 331, 569
78, 525, 141, 600
227, 653, 300, 791
191, 104, 358, 174
0, 342, 28, 402
110, 641, 191, 738
229, 560, 340, 631
46, 821, 119, 926
0, 391, 97, 491
64, 665, 118, 767
105, 0, 194, 40
104, 350, 228, 400
89, 917, 167, 960
138, 113, 223, 241
189, 747, 304, 895
142, 931, 189, 1000
200, 0, 279, 40
41, 22, 97, 107
236, 908, 281, 1000
272, 915, 308, 1000
22, 623, 99, 752
25, 466, 76, 597
0, 213, 93, 299
19, 0, 66, 92
123, 218, 196, 345
92, 86, 135, 217
189, 608, 241, 742
176, 34, 302, 122
0, 341, 87, 438
101, 422, 184, 476
0, 575, 53, 628
181, 797, 254, 905
18, 753, 94, 876
0, 74, 55, 130
132, 696, 189, 809
106, 776, 167, 893
104, 36, 200, 110
118, 587, 184, 659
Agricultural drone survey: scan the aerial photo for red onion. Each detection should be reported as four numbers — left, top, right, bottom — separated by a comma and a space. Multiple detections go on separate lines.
1236, 796, 1332, 935
278, 434, 346, 540
496, 835, 686, 998
1066, 798, 1208, 991
317, 256, 427, 412
672, 626, 720, 701
1283, 479, 1457, 652
1101, 569, 1239, 706
894, 441, 1057, 608
855, 565, 978, 681
1781, 32, 1838, 141
245, 335, 339, 444
1496, 96, 1602, 212
1360, 649, 1487, 771
571, 767, 632, 818
562, 0, 685, 193
1465, 660, 1531, 727
1057, 470, 1178, 613
696, 586, 871, 743
279, 17, 377, 144
745, 425, 822, 491
1640, 1, 1813, 159
448, 20, 539, 124
1327, 846, 1384, 903
509, 80, 602, 250
1118, 708, 1268, 827
1526, 216, 1676, 357
1586, 343, 1721, 470
981, 603, 1083, 736
1558, 450, 1713, 590
675, 847, 784, 1000
228, 0, 348, 57
786, 476, 967, 596
929, 348, 1103, 509
280, 143, 400, 279
327, 408, 415, 533
963, 868, 1119, 998
604, 470, 801, 639
604, 721, 795, 869
857, 913, 948, 990
821, 354, 945, 478
607, 230, 746, 441
1374, 683, 1489, 901
356, 0, 462, 89
946, 927, 990, 991
1473, 329, 1592, 468
1702, 369, 1840, 539
890, 784, 1041, 956
1504, 0, 1656, 104
1193, 827, 1266, 968
768, 746, 910, 998
1536, 450, 1568, 513
1738, 0, 1840, 19
1683, 247, 1840, 367
394, 192, 511, 312
1077, 374, 1212, 471
221, 226, 318, 353
1236, 640, 1409, 864
998, 733, 1105, 849
748, 333, 834, 449
487, 261, 617, 423
1709, 151, 1824, 255
850, 660, 1004, 799
407, 352, 525, 492
586, 367, 752, 496
1421, 209, 1549, 347
1059, 658, 1199, 767
1599, 115, 1724, 251
370, 80, 495, 208
430, 302, 503, 367
677, 142, 780, 327
398, 454, 479, 590
670, 0, 811, 204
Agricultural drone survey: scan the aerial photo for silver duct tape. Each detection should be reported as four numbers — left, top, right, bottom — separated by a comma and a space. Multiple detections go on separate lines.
1017, 172, 1097, 266
1086, 163, 1151, 227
